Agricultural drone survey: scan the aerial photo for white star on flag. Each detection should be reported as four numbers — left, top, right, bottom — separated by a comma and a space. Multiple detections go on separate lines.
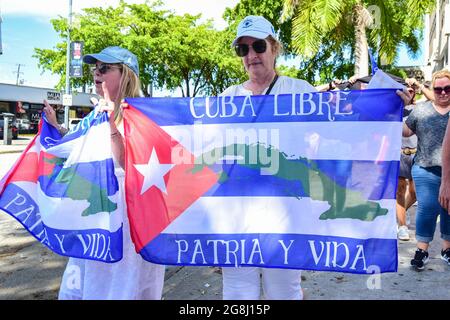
134, 148, 175, 195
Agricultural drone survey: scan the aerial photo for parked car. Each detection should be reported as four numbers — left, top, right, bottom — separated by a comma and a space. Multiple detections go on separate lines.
0, 119, 18, 139
16, 118, 31, 133
28, 122, 38, 134
69, 118, 83, 130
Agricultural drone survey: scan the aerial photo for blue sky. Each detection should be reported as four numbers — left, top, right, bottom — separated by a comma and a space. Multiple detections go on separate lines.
0, 15, 60, 87
0, 0, 239, 90
0, 0, 424, 91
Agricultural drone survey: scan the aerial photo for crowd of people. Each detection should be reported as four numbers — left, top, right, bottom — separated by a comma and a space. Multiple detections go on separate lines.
39, 15, 450, 299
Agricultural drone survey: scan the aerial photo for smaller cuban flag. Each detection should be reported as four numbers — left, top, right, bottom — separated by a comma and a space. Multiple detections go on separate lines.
0, 110, 123, 263
369, 48, 379, 76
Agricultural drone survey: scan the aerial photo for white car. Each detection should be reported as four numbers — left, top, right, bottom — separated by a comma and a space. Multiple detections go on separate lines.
16, 118, 31, 132
69, 118, 83, 130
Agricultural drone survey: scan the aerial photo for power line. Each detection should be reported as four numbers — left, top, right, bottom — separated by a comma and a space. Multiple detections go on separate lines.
0, 1, 3, 55
14, 63, 24, 85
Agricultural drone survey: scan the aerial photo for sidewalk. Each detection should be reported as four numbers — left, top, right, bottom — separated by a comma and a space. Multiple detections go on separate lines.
0, 202, 449, 300
162, 205, 450, 300
0, 135, 33, 154
0, 136, 449, 300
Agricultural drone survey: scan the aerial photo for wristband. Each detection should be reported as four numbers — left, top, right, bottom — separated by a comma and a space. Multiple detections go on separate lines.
57, 124, 67, 134
111, 131, 120, 138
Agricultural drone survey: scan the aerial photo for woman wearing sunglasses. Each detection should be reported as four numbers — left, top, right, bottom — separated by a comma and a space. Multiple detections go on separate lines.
403, 69, 450, 271
53, 46, 165, 299
220, 16, 316, 300
222, 16, 315, 98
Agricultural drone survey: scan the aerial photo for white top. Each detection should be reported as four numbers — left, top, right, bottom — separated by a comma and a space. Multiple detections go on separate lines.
221, 75, 316, 96
58, 120, 165, 300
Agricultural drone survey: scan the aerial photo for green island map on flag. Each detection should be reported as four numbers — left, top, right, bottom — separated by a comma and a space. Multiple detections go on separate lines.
192, 143, 388, 221
43, 155, 118, 216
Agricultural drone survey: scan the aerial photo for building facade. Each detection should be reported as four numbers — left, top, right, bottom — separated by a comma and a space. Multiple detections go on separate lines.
0, 83, 98, 132
423, 0, 450, 79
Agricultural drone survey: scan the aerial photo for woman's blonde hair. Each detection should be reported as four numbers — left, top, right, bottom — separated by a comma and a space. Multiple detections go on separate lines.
114, 64, 142, 124
266, 36, 283, 68
431, 69, 450, 88
267, 36, 283, 57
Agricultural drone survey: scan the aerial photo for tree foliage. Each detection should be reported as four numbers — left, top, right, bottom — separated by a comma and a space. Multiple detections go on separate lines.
34, 0, 246, 96
224, 0, 435, 84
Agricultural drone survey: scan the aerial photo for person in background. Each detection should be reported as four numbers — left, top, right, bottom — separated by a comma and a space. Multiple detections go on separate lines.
220, 15, 316, 300
439, 102, 450, 265
396, 85, 417, 241
316, 78, 352, 91
43, 100, 67, 134
405, 77, 434, 102
439, 76, 450, 267
44, 46, 166, 299
403, 69, 450, 270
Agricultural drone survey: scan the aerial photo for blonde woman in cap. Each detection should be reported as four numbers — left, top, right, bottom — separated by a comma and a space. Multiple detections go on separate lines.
404, 69, 450, 271
52, 46, 165, 300
220, 16, 316, 300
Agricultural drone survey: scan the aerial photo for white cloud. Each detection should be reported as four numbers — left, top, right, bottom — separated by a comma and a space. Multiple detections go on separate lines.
0, 0, 145, 18
1, 0, 238, 27
0, 0, 239, 88
161, 0, 238, 29
0, 63, 17, 84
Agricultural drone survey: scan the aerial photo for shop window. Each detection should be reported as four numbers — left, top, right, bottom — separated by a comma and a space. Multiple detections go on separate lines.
0, 101, 11, 113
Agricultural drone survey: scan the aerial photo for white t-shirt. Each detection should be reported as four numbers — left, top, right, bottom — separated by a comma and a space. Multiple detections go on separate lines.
58, 122, 165, 300
221, 75, 316, 96
219, 75, 315, 299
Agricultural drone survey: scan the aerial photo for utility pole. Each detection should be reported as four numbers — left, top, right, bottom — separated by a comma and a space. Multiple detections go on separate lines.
64, 0, 72, 129
0, 13, 3, 55
15, 64, 24, 85
0, 1, 3, 55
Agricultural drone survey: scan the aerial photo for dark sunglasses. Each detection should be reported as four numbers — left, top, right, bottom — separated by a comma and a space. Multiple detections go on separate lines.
90, 64, 121, 75
234, 39, 267, 57
433, 85, 450, 94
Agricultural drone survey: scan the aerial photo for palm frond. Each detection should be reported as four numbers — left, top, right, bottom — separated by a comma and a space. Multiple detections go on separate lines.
281, 0, 300, 22
290, 1, 322, 57
312, 0, 346, 32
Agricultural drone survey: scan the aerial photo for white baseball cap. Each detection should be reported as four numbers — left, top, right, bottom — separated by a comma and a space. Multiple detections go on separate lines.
232, 15, 276, 47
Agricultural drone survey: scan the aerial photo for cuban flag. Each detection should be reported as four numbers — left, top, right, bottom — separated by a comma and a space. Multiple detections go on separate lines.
123, 89, 403, 274
369, 48, 379, 76
0, 111, 123, 263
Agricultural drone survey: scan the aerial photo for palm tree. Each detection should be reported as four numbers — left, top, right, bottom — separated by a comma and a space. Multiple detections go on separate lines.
281, 0, 434, 77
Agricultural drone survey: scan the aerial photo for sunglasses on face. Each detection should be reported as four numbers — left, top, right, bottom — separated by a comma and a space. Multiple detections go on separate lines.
433, 85, 450, 94
234, 39, 267, 57
90, 64, 121, 75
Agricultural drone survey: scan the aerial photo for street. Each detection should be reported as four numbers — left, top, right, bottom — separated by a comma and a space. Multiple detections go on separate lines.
0, 145, 449, 300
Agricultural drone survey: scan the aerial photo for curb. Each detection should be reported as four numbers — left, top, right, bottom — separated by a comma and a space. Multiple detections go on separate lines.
0, 150, 25, 155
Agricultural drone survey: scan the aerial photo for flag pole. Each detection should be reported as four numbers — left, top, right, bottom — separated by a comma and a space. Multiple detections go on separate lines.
64, 0, 72, 129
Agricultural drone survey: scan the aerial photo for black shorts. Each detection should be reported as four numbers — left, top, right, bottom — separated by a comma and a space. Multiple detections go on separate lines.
399, 153, 414, 179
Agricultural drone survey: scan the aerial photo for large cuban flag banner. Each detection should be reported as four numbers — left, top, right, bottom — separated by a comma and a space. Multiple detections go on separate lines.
123, 89, 403, 274
0, 111, 123, 263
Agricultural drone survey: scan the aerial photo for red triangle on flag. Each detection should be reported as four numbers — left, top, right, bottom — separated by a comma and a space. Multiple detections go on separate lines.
124, 106, 218, 252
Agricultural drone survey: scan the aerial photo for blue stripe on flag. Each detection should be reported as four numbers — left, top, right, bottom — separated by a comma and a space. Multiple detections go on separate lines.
43, 225, 123, 263
201, 160, 398, 200
41, 111, 108, 149
0, 183, 122, 262
140, 233, 397, 274
38, 158, 118, 197
126, 89, 403, 126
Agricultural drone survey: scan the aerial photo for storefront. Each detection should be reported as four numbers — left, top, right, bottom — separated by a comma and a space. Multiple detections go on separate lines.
0, 83, 98, 133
